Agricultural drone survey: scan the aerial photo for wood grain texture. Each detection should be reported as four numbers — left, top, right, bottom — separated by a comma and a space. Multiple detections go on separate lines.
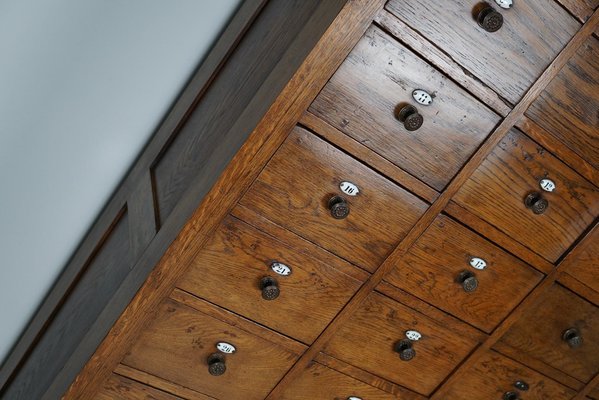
384, 214, 543, 333
453, 128, 599, 262
95, 374, 185, 400
441, 350, 577, 399
177, 215, 364, 344
560, 224, 599, 298
322, 292, 479, 396
240, 126, 429, 272
558, 0, 599, 21
498, 284, 599, 383
122, 298, 303, 400
527, 36, 599, 169
386, 0, 581, 104
310, 25, 500, 191
559, 272, 599, 307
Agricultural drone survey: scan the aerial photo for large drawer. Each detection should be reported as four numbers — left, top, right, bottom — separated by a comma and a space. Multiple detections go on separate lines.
240, 126, 429, 272
309, 25, 500, 191
384, 214, 543, 333
453, 128, 599, 262
96, 374, 190, 400
527, 36, 599, 168
441, 350, 576, 399
322, 291, 479, 395
498, 284, 599, 383
386, 0, 580, 104
177, 215, 364, 344
122, 294, 304, 400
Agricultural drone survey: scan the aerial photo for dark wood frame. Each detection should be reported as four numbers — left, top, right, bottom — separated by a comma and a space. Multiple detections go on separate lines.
0, 1, 347, 398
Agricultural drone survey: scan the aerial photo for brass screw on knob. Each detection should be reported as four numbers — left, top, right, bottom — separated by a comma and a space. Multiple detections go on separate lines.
394, 339, 416, 361
328, 195, 350, 219
397, 105, 424, 131
260, 276, 280, 300
524, 192, 549, 215
207, 353, 226, 376
456, 271, 479, 293
477, 4, 504, 32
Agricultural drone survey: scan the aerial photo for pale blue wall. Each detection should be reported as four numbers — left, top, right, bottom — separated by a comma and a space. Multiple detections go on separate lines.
0, 0, 241, 364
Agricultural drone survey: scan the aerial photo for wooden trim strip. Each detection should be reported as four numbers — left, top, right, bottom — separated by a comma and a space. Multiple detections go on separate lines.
573, 373, 599, 400
128, 171, 158, 261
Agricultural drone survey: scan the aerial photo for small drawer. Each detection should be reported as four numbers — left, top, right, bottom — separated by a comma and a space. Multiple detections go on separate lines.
309, 25, 499, 191
122, 294, 304, 400
177, 215, 364, 344
441, 350, 576, 399
279, 362, 410, 400
385, 0, 580, 104
384, 214, 543, 333
323, 291, 479, 395
239, 126, 429, 272
558, 0, 598, 21
96, 374, 188, 400
498, 284, 599, 383
453, 128, 599, 262
527, 37, 599, 168
561, 227, 599, 294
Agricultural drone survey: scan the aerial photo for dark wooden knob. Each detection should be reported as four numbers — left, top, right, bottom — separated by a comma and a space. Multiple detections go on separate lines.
562, 328, 583, 348
260, 276, 280, 300
524, 192, 549, 214
456, 271, 478, 293
514, 380, 529, 391
394, 339, 416, 361
397, 104, 424, 131
207, 353, 226, 376
503, 391, 520, 400
477, 5, 503, 32
328, 195, 350, 219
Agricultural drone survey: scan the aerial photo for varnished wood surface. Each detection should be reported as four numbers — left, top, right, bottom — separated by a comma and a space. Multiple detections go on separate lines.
95, 374, 186, 400
386, 0, 580, 104
558, 0, 599, 21
498, 284, 599, 383
560, 225, 599, 297
310, 25, 500, 191
384, 214, 543, 333
527, 36, 599, 169
240, 126, 429, 272
441, 350, 577, 399
453, 128, 599, 262
322, 292, 479, 395
177, 215, 363, 344
122, 298, 303, 400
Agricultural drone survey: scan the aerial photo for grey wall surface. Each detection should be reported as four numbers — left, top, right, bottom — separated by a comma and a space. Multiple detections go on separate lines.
0, 0, 241, 365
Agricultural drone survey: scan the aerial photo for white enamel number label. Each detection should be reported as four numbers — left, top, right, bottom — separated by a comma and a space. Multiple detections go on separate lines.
340, 181, 360, 196
216, 342, 236, 354
540, 179, 556, 192
271, 262, 292, 276
494, 0, 513, 8
347, 397, 363, 400
469, 257, 487, 270
405, 330, 422, 341
412, 89, 433, 106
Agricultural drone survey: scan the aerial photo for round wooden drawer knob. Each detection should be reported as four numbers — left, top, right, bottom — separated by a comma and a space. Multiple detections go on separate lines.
477, 5, 504, 32
397, 104, 424, 131
207, 353, 226, 376
328, 195, 350, 219
260, 276, 280, 300
524, 192, 549, 214
394, 339, 416, 361
562, 328, 583, 348
456, 271, 478, 293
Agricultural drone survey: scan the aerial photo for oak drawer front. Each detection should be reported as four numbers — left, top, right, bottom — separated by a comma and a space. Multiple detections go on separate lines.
280, 362, 406, 400
122, 298, 303, 400
498, 284, 599, 383
559, 0, 599, 21
309, 25, 499, 191
386, 0, 580, 105
96, 374, 188, 400
527, 37, 599, 168
239, 126, 429, 272
442, 350, 576, 399
562, 227, 599, 294
177, 215, 363, 344
384, 215, 543, 333
323, 292, 479, 395
453, 128, 599, 262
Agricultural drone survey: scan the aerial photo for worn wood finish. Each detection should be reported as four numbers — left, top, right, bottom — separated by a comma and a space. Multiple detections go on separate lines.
386, 0, 580, 104
177, 214, 363, 344
384, 214, 543, 333
95, 374, 186, 400
527, 36, 599, 169
559, 272, 599, 307
560, 224, 599, 296
498, 284, 599, 383
453, 128, 599, 262
558, 0, 599, 21
240, 126, 428, 272
121, 298, 303, 400
310, 25, 500, 191
441, 350, 577, 399
279, 361, 411, 400
322, 292, 479, 395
